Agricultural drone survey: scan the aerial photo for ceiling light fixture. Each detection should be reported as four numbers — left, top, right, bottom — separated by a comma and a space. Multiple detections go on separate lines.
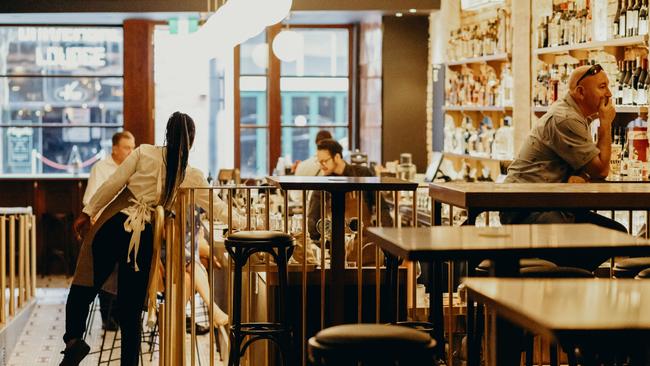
395, 12, 403, 17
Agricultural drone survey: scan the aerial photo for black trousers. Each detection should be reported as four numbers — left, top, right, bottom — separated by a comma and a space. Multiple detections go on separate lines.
63, 213, 153, 366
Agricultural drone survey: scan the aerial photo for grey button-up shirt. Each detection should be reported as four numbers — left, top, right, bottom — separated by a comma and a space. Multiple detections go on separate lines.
505, 93, 599, 183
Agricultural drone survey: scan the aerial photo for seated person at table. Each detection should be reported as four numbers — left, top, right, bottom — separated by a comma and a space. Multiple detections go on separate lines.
500, 64, 626, 269
307, 139, 391, 248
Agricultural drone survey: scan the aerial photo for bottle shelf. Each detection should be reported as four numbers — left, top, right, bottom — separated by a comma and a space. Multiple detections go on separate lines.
534, 36, 647, 62
443, 105, 513, 112
446, 53, 510, 67
533, 104, 648, 114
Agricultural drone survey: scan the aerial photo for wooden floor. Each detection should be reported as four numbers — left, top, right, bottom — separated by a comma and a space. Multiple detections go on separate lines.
7, 276, 226, 366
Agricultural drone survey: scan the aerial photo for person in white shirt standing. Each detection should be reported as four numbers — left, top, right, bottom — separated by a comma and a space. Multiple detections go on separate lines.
82, 131, 135, 206
81, 131, 135, 332
62, 113, 197, 366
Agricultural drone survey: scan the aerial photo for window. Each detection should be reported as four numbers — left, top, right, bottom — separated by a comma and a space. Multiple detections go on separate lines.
236, 26, 352, 178
238, 32, 268, 178
0, 26, 124, 175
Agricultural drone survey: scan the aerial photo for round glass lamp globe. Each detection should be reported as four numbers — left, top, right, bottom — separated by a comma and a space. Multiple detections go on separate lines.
272, 30, 303, 62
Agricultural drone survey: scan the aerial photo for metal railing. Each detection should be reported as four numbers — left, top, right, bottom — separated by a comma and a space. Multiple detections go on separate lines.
0, 207, 37, 324
154, 184, 422, 366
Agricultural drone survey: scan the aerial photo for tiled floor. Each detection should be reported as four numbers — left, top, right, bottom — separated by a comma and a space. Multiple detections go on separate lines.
7, 276, 225, 366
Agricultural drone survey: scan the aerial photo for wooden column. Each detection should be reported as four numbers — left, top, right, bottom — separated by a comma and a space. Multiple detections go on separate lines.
511, 0, 532, 152
123, 19, 155, 145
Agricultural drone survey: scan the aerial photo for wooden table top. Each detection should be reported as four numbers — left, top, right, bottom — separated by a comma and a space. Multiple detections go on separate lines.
267, 176, 418, 192
428, 182, 650, 210
366, 224, 650, 261
464, 278, 650, 339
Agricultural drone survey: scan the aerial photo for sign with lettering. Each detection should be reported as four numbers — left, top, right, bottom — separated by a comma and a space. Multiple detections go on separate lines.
6, 127, 33, 172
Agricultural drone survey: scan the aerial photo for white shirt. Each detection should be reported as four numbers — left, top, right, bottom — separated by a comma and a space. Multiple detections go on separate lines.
294, 156, 321, 177
83, 155, 118, 206
83, 144, 231, 270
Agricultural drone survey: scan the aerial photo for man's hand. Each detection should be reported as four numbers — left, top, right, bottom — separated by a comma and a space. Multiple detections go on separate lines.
598, 96, 616, 125
73, 213, 91, 242
567, 175, 587, 183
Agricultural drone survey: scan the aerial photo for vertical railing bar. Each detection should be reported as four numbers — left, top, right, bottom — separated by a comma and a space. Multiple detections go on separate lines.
629, 210, 634, 234
24, 214, 31, 302
411, 190, 417, 320
448, 261, 454, 366
320, 191, 326, 330
265, 187, 271, 231
0, 216, 5, 323
393, 191, 399, 322
302, 190, 308, 366
17, 215, 24, 307
31, 214, 36, 297
178, 193, 188, 365
190, 190, 196, 366
283, 193, 289, 234
357, 191, 363, 323
208, 188, 215, 366
9, 215, 15, 317
375, 191, 381, 324
163, 218, 174, 365
246, 189, 252, 230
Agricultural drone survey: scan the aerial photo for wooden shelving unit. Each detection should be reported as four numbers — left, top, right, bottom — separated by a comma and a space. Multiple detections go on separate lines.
533, 36, 648, 65
533, 105, 649, 114
443, 105, 513, 112
447, 53, 510, 66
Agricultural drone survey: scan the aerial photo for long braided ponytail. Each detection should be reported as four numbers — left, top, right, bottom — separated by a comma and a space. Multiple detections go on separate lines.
162, 111, 195, 210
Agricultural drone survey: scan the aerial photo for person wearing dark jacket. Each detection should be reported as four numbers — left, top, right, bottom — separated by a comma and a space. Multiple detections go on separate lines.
307, 139, 391, 243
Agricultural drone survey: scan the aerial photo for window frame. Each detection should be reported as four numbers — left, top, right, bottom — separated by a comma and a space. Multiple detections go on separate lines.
235, 24, 355, 178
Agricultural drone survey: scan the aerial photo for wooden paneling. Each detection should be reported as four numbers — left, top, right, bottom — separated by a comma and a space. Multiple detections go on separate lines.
123, 19, 155, 145
382, 15, 430, 171
0, 179, 86, 275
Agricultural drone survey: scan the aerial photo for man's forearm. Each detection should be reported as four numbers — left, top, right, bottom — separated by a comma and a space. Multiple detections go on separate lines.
596, 123, 612, 166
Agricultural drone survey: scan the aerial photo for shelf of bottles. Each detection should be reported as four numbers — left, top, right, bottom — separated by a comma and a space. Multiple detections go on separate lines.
443, 4, 515, 166
447, 8, 511, 63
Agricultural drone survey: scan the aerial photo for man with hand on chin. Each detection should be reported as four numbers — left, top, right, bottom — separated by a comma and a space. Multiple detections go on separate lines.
500, 64, 626, 268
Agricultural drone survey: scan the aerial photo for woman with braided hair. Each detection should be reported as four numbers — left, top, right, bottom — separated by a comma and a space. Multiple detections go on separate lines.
60, 112, 222, 366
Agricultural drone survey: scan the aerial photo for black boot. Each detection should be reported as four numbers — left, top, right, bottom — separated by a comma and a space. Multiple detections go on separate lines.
59, 338, 90, 366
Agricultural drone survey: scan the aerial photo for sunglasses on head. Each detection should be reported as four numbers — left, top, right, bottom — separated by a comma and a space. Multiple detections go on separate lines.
576, 64, 603, 86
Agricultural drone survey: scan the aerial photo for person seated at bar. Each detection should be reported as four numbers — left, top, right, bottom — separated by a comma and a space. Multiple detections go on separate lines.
307, 139, 391, 248
500, 64, 626, 269
82, 130, 135, 332
293, 130, 332, 176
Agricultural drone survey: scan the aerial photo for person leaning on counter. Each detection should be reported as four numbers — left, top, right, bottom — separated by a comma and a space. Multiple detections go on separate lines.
500, 64, 627, 269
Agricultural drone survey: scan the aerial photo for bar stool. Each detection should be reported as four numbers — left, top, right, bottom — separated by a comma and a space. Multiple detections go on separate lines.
308, 324, 436, 366
613, 257, 650, 278
635, 267, 650, 279
474, 258, 556, 276
225, 230, 294, 366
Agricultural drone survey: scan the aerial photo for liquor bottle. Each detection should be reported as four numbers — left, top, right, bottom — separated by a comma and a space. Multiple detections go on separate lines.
623, 60, 634, 105
628, 0, 639, 37
617, 60, 626, 105
614, 0, 623, 38
621, 0, 628, 38
636, 58, 648, 105
633, 0, 642, 36
639, 0, 648, 36
644, 58, 650, 105
632, 57, 642, 104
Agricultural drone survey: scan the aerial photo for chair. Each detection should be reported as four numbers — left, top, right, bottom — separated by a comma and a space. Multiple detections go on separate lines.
613, 257, 650, 278
474, 258, 556, 276
308, 323, 436, 365
225, 230, 294, 366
